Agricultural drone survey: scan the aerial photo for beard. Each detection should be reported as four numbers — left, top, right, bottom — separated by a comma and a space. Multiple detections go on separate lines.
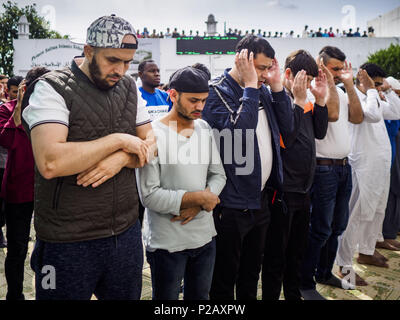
89, 55, 122, 91
175, 97, 201, 121
334, 77, 342, 85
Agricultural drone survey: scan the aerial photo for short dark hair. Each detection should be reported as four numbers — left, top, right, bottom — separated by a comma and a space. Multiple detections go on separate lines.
235, 35, 275, 59
191, 63, 211, 80
138, 59, 156, 73
25, 67, 51, 87
0, 74, 8, 81
7, 76, 23, 89
285, 50, 319, 78
359, 62, 386, 79
319, 46, 346, 64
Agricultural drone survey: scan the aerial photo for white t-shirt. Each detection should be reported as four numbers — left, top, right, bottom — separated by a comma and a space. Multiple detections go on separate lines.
257, 103, 273, 190
23, 80, 151, 130
311, 86, 351, 159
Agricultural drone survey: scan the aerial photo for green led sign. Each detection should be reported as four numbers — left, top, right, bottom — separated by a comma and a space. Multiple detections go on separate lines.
176, 36, 240, 55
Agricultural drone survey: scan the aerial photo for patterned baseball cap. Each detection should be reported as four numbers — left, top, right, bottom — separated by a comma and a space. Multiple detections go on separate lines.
86, 14, 138, 49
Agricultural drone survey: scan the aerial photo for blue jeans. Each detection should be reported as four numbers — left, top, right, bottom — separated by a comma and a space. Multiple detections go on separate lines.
31, 221, 143, 300
300, 163, 352, 290
146, 238, 216, 300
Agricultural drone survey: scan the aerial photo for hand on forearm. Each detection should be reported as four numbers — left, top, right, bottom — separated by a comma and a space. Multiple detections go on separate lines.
170, 206, 202, 225
180, 188, 220, 212
200, 188, 220, 212
180, 191, 207, 209
76, 150, 130, 187
32, 126, 129, 179
121, 134, 150, 167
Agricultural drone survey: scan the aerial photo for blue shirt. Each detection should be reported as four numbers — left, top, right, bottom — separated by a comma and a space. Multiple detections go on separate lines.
139, 87, 172, 120
385, 120, 400, 165
139, 87, 170, 106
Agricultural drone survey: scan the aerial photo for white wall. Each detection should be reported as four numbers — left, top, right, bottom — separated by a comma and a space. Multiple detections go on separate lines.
13, 39, 84, 76
368, 7, 400, 37
13, 37, 400, 82
157, 37, 400, 83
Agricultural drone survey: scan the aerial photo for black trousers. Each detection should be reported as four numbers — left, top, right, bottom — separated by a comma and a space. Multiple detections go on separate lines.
383, 190, 400, 240
4, 201, 34, 300
262, 192, 310, 300
138, 201, 145, 227
210, 189, 270, 300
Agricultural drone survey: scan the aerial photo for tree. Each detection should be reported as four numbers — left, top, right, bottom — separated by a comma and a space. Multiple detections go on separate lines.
368, 44, 400, 79
0, 1, 69, 76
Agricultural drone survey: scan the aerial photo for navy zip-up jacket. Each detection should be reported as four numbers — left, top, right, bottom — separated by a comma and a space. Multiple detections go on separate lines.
202, 69, 301, 210
281, 94, 329, 194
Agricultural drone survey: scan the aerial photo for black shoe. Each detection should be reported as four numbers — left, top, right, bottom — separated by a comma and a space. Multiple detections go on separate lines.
299, 289, 326, 300
316, 275, 355, 290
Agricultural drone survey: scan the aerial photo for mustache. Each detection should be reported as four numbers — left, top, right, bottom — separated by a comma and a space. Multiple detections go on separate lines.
107, 74, 122, 79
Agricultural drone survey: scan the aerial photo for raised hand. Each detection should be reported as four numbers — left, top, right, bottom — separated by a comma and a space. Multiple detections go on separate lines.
378, 91, 387, 102
292, 70, 308, 109
310, 69, 328, 106
12, 80, 26, 126
266, 57, 283, 92
235, 49, 258, 88
317, 57, 334, 86
380, 79, 391, 92
17, 79, 26, 104
357, 69, 375, 91
339, 61, 355, 87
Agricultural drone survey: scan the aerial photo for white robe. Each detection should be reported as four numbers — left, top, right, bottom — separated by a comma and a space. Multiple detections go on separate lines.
336, 89, 400, 266
348, 89, 400, 221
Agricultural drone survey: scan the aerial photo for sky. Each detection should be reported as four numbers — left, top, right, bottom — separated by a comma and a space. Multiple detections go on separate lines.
3, 0, 400, 42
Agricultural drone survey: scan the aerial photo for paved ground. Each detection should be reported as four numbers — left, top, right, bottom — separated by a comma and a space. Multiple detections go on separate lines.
1, 224, 400, 300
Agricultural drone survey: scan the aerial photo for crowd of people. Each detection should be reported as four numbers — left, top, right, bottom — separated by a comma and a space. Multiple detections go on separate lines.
0, 14, 400, 301
135, 25, 376, 39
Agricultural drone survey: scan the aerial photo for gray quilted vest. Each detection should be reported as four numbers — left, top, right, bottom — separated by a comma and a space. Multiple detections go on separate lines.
27, 61, 139, 243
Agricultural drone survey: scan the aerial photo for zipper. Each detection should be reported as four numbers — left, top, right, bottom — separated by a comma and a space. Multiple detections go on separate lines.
107, 92, 117, 240
52, 177, 64, 210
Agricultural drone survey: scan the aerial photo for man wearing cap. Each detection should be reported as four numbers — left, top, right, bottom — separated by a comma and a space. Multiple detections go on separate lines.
21, 15, 154, 300
202, 35, 297, 300
138, 66, 226, 300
